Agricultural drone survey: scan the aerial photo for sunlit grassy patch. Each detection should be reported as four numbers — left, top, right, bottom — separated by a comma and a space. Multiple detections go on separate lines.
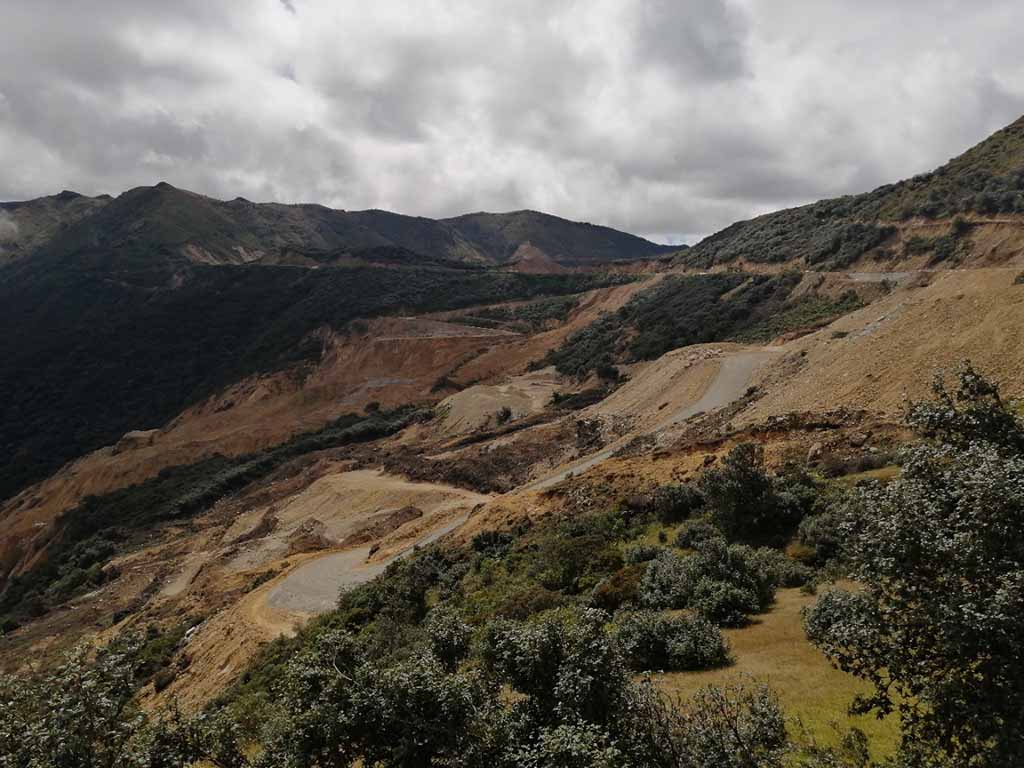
654, 588, 900, 761
836, 464, 901, 485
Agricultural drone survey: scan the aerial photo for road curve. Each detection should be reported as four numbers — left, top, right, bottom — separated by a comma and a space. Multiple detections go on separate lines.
262, 348, 778, 616
266, 512, 471, 614
521, 348, 780, 493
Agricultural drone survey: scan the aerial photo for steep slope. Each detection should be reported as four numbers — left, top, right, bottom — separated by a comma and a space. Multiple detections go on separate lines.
681, 114, 1024, 270
0, 241, 632, 501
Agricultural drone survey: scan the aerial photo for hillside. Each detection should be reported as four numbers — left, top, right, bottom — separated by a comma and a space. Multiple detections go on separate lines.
0, 181, 673, 500
681, 114, 1024, 270
3, 115, 1024, 768
1, 182, 674, 271
0, 190, 111, 265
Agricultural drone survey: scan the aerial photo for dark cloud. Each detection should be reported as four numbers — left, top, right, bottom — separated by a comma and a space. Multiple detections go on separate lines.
0, 0, 1022, 242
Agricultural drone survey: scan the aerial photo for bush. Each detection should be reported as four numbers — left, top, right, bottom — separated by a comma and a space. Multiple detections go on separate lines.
671, 682, 788, 767
623, 543, 664, 564
589, 565, 646, 612
425, 606, 472, 671
674, 518, 724, 549
472, 530, 514, 558
797, 510, 845, 566
745, 547, 813, 588
613, 611, 731, 671
649, 484, 704, 524
691, 580, 761, 627
638, 550, 694, 610
639, 540, 778, 625
700, 443, 806, 545
495, 585, 568, 620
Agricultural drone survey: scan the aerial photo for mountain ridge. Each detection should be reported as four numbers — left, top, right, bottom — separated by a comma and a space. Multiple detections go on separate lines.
678, 113, 1024, 270
0, 182, 676, 271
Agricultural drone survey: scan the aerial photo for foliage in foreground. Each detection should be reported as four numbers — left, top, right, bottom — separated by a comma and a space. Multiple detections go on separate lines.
1, 612, 787, 768
804, 363, 1024, 766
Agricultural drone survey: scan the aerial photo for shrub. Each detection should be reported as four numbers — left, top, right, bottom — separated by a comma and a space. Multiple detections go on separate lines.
425, 606, 472, 671
638, 550, 694, 610
745, 547, 813, 588
797, 510, 845, 566
700, 443, 807, 545
590, 564, 646, 612
472, 530, 514, 558
805, 366, 1024, 764
671, 682, 788, 767
640, 540, 779, 625
623, 543, 664, 564
674, 518, 724, 549
649, 484, 704, 524
691, 580, 761, 627
613, 611, 731, 671
494, 585, 568, 620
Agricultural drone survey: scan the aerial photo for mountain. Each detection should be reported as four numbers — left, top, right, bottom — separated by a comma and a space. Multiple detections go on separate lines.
0, 190, 111, 265
0, 183, 666, 500
1, 182, 674, 271
4, 114, 1024, 762
680, 114, 1024, 270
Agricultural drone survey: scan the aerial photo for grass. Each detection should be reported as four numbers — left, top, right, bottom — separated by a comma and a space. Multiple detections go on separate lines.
654, 588, 900, 761
836, 465, 901, 486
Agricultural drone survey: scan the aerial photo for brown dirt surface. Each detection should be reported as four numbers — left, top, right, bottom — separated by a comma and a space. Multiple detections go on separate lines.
436, 368, 563, 434
743, 268, 1024, 421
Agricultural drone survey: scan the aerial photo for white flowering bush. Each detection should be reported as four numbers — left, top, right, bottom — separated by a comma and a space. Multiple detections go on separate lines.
805, 364, 1024, 766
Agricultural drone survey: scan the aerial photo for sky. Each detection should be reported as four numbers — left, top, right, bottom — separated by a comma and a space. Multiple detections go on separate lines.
1, 1, 1023, 243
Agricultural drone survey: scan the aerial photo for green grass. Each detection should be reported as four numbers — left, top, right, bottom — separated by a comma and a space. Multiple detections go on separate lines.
655, 588, 900, 761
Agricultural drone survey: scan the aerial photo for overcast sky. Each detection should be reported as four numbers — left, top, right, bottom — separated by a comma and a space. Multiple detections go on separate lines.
1, 1, 1023, 243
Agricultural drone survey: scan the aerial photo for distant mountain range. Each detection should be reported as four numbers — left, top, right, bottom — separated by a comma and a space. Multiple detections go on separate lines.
0, 184, 670, 500
0, 182, 675, 269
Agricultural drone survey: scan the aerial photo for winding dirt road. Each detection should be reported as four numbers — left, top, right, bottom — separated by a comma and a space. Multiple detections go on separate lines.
261, 347, 778, 617
521, 348, 780, 492
266, 510, 475, 614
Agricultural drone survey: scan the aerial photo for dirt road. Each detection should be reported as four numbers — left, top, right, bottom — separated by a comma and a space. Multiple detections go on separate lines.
265, 510, 473, 614
521, 348, 780, 492
262, 348, 778, 613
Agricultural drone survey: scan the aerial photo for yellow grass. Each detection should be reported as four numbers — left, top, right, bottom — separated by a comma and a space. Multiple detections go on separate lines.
836, 464, 901, 485
654, 588, 900, 760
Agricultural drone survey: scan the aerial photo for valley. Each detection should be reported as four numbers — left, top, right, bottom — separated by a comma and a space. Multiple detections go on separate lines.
3, 113, 1024, 767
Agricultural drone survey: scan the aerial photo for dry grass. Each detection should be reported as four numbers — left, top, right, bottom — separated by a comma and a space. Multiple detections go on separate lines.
654, 587, 900, 760
837, 464, 901, 485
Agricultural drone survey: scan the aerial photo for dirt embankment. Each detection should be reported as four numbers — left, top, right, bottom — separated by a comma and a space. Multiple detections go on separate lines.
743, 268, 1024, 421
145, 468, 488, 710
439, 277, 661, 386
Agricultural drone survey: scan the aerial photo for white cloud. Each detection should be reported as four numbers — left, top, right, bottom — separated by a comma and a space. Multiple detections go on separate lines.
0, 0, 1022, 242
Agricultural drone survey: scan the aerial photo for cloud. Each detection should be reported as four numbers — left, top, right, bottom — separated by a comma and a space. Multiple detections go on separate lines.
0, 211, 17, 241
0, 0, 1022, 242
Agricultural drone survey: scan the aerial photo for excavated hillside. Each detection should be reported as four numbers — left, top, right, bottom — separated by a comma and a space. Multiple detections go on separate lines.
2, 115, 1024, 716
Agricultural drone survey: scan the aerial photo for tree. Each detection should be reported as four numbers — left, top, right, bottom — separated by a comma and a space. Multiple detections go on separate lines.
905, 360, 1024, 453
0, 637, 240, 768
700, 444, 804, 545
805, 365, 1024, 766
